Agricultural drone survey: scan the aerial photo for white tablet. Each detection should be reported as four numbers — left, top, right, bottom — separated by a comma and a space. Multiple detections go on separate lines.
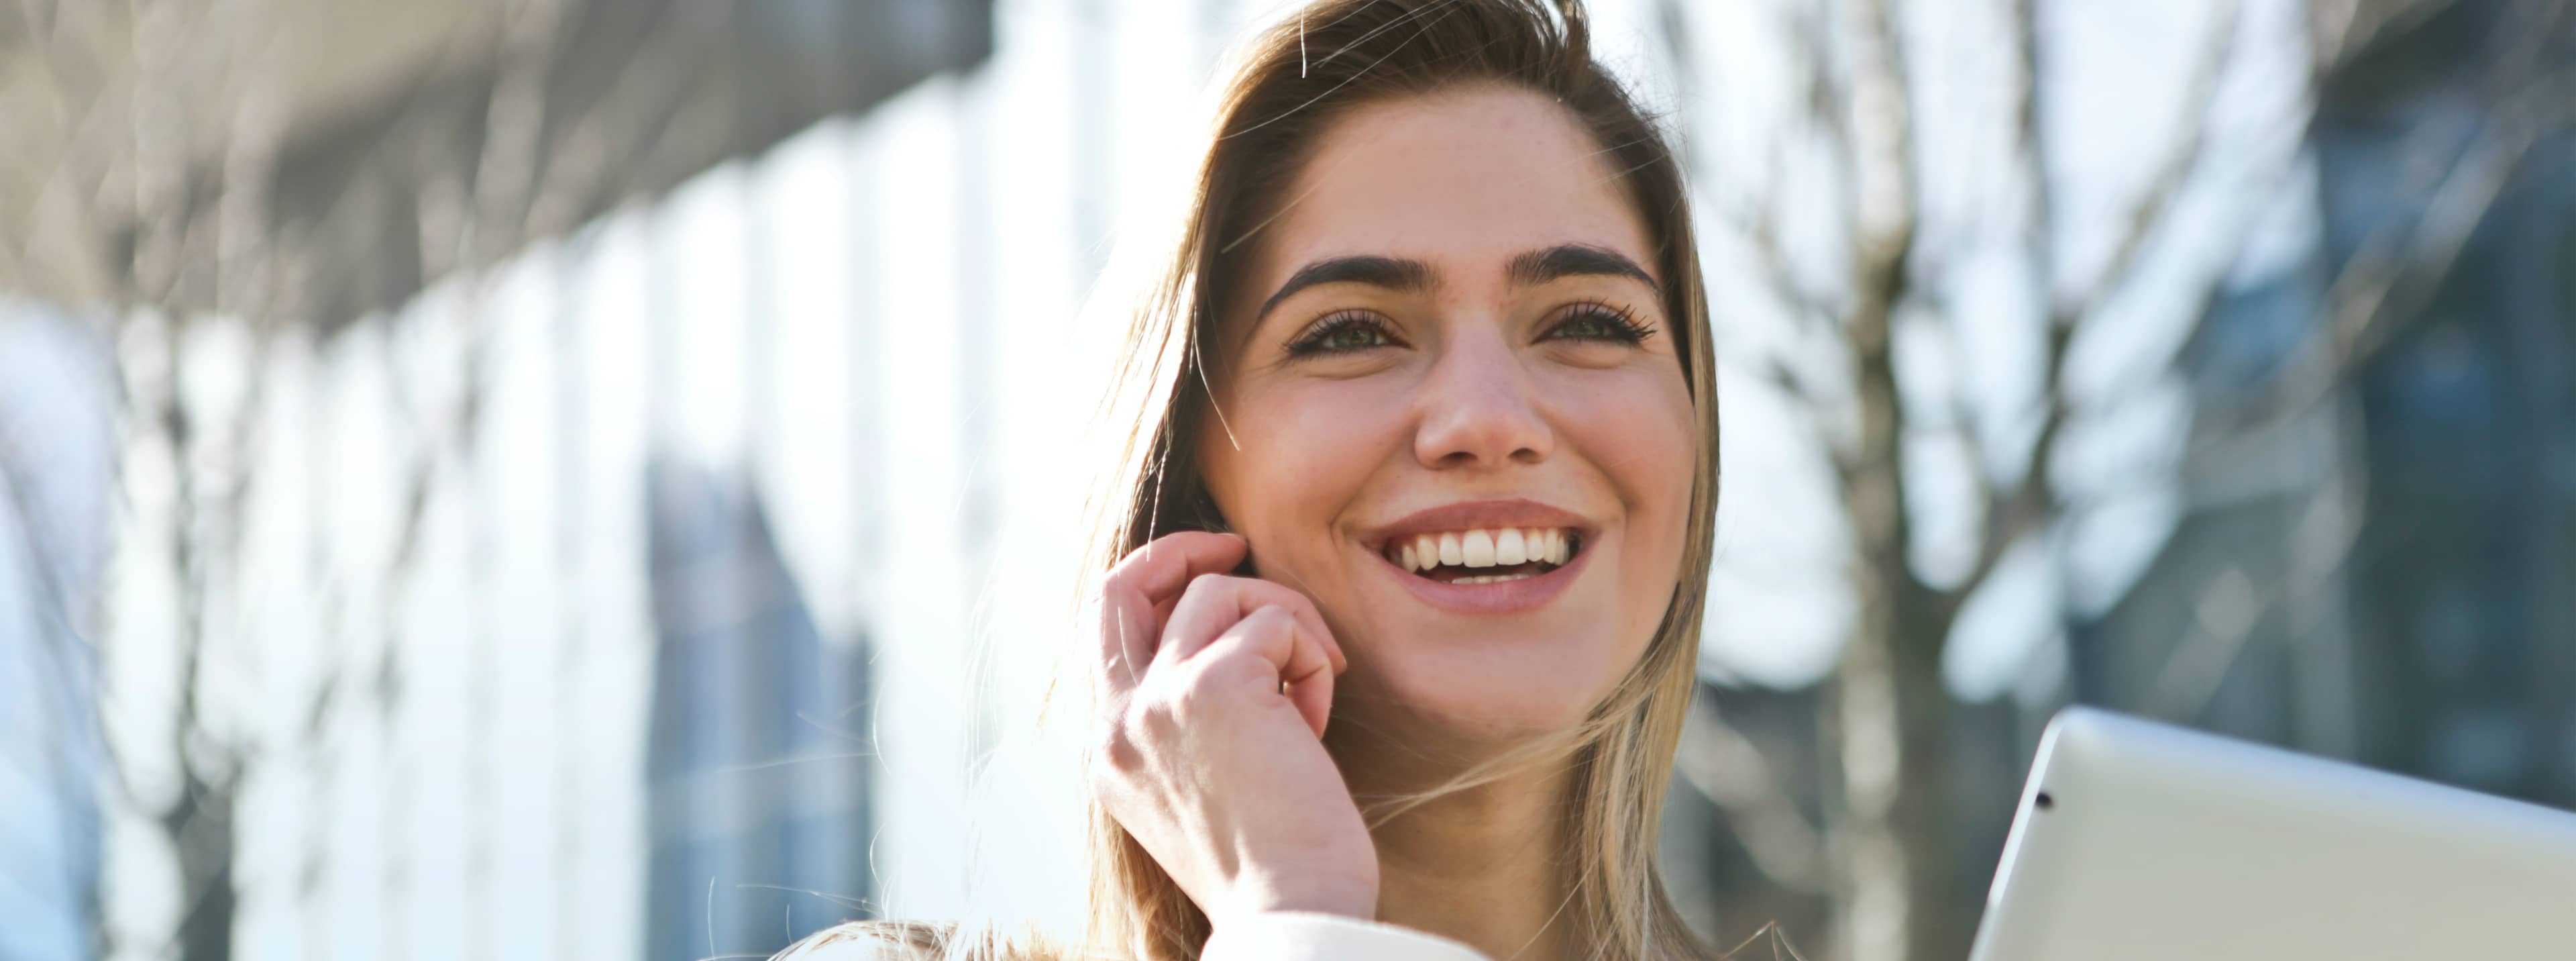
1968, 707, 2576, 961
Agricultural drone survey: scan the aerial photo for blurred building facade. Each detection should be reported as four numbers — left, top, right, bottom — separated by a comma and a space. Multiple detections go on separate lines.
3, 1, 998, 958
2327, 3, 2576, 808
2088, 0, 2576, 811
643, 460, 872, 959
0, 305, 115, 961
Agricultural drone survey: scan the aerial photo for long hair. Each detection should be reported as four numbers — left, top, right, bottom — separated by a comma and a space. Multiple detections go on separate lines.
782, 1, 1720, 958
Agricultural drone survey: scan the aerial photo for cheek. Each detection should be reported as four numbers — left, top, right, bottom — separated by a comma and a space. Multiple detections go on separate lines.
1556, 367, 1698, 509
1554, 367, 1698, 586
1216, 379, 1411, 559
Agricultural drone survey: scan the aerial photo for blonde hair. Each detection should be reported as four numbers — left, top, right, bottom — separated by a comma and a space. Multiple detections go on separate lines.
784, 1, 1719, 958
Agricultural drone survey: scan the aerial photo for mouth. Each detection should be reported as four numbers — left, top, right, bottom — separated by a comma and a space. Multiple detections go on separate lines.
1364, 525, 1594, 615
1378, 527, 1586, 585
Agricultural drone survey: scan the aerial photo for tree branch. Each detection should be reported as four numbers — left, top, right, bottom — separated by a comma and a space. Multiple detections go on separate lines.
1743, 190, 1842, 330
1953, 323, 2071, 612
1954, 0, 2245, 611
2061, 0, 2243, 326
2008, 0, 2053, 295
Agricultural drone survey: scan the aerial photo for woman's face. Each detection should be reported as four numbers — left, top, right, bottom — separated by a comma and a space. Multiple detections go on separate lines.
1197, 84, 1698, 743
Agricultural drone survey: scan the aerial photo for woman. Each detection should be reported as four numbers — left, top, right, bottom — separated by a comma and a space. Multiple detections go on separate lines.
783, 0, 1719, 958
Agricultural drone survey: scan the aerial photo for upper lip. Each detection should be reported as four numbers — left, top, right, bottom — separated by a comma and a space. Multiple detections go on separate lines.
1360, 499, 1599, 551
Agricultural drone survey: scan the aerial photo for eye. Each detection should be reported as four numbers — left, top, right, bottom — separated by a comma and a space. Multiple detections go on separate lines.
1287, 312, 1401, 356
1545, 301, 1657, 344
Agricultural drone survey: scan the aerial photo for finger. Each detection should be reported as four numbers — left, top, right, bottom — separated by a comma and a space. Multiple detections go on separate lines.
1201, 605, 1338, 738
1093, 533, 1248, 697
1280, 623, 1338, 738
1224, 564, 1350, 673
1158, 573, 1344, 673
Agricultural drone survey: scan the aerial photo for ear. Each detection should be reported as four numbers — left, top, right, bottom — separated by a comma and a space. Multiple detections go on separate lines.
1195, 487, 1225, 532
1186, 485, 1258, 576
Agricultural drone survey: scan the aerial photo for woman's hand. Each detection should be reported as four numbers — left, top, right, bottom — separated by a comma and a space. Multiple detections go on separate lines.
1085, 531, 1380, 925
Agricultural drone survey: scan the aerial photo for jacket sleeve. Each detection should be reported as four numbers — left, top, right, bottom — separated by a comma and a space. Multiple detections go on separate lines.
1200, 912, 1497, 961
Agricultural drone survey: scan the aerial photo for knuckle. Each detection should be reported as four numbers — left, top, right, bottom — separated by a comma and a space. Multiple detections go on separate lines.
1181, 572, 1237, 598
1237, 576, 1285, 600
1085, 719, 1144, 779
1098, 560, 1138, 595
1235, 605, 1296, 642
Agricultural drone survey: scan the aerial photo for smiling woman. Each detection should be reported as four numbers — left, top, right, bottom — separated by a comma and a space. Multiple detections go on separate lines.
1198, 82, 1703, 752
777, 2, 1720, 960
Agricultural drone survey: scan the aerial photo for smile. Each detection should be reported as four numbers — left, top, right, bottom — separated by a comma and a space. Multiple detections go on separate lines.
1379, 527, 1584, 585
1370, 523, 1587, 613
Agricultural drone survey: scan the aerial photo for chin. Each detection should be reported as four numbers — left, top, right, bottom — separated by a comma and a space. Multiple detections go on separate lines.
1342, 622, 1634, 751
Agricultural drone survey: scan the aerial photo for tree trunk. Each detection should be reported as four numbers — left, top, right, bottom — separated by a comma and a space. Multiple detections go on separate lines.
1829, 256, 1972, 961
166, 767, 239, 961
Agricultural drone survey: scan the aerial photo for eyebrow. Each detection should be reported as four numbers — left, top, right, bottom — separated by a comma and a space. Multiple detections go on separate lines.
1251, 255, 1435, 325
1506, 244, 1660, 293
1248, 243, 1661, 331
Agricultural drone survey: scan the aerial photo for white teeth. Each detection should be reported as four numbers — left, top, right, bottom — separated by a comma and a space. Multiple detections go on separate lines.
1385, 527, 1580, 573
1462, 530, 1496, 567
1449, 571, 1542, 585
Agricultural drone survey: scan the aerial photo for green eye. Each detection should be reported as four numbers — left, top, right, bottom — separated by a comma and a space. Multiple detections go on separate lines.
1289, 314, 1397, 356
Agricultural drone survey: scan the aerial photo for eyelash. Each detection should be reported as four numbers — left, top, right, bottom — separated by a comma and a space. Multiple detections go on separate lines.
1283, 303, 1658, 357
1552, 301, 1658, 345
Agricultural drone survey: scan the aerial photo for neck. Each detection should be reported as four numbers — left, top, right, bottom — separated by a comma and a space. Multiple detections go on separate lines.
1330, 725, 1584, 961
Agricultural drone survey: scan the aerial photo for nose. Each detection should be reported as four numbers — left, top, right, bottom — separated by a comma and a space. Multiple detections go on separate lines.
1413, 328, 1553, 470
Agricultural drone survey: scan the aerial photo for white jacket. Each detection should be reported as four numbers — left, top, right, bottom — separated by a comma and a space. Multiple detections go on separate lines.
1200, 912, 1496, 961
778, 911, 1495, 961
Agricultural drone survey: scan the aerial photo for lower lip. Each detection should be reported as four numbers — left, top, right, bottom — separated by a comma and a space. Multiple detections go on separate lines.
1370, 538, 1593, 615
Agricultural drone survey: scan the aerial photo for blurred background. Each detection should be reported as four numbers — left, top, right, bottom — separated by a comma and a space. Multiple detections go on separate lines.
1, 0, 2571, 960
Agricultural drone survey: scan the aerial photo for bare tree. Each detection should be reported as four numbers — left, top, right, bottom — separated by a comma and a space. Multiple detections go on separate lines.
1660, 0, 2576, 958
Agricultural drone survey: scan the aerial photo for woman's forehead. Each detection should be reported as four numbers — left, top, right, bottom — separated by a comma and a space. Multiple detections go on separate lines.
1243, 85, 1659, 295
